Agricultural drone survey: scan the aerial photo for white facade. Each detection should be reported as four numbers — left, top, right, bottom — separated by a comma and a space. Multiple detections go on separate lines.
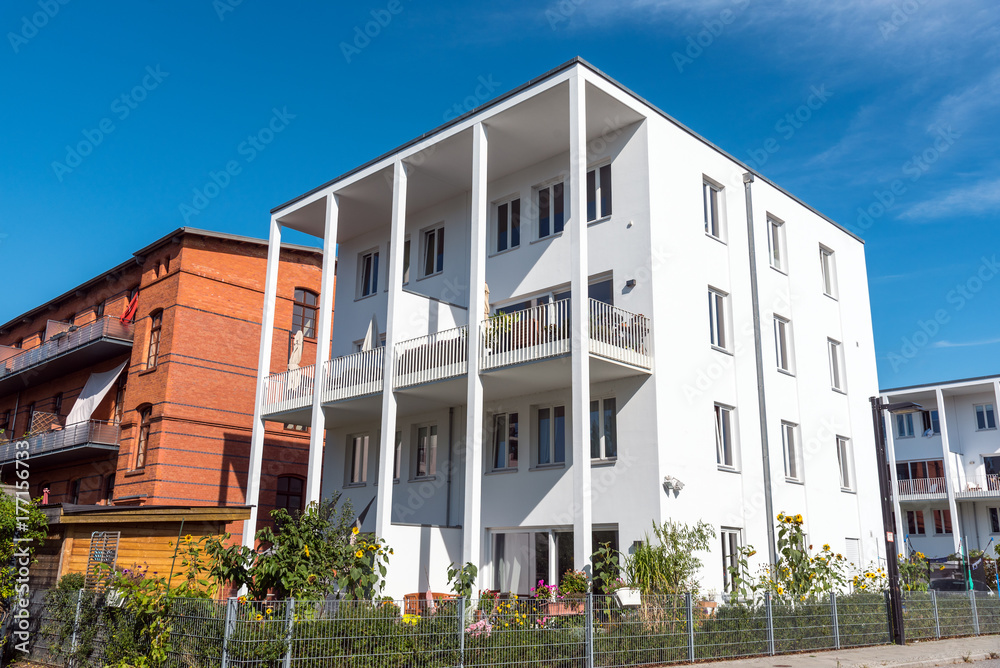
245, 58, 885, 597
882, 376, 1000, 559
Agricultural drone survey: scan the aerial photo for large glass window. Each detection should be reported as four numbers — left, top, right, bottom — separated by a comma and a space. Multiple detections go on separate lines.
537, 406, 566, 465
135, 407, 151, 469
349, 434, 369, 484
975, 404, 997, 431
537, 182, 565, 239
416, 425, 438, 477
359, 250, 379, 297
292, 289, 318, 338
492, 413, 519, 470
721, 528, 741, 592
933, 509, 953, 535
146, 310, 163, 369
496, 198, 521, 253
276, 476, 304, 512
422, 227, 445, 277
586, 164, 612, 222
590, 398, 617, 459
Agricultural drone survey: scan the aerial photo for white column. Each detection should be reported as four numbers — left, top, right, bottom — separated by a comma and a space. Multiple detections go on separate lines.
936, 388, 962, 554
305, 194, 339, 505
464, 122, 488, 573
244, 216, 283, 549
884, 399, 906, 554
569, 70, 593, 572
376, 161, 407, 540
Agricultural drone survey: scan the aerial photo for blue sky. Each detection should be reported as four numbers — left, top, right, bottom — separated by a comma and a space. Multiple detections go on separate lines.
1, 0, 998, 389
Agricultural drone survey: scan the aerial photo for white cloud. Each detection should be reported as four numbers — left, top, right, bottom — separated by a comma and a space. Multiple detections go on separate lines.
932, 337, 1000, 349
899, 177, 1000, 220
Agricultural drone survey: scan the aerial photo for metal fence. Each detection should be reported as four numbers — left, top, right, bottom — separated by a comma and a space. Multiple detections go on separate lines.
22, 589, 999, 668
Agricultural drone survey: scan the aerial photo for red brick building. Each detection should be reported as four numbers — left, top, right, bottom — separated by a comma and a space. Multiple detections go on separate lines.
0, 228, 324, 544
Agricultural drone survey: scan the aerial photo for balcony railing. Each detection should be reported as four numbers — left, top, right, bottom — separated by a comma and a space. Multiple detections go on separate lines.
0, 317, 134, 377
394, 326, 468, 388
260, 298, 653, 416
897, 477, 947, 497
956, 475, 1000, 499
481, 299, 571, 371
0, 419, 121, 465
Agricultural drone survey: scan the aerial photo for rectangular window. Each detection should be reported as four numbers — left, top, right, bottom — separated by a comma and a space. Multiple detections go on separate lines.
360, 250, 379, 297
837, 436, 853, 490
933, 509, 953, 535
537, 182, 565, 239
704, 180, 723, 239
896, 413, 915, 439
919, 410, 940, 435
845, 538, 861, 567
537, 406, 566, 465
715, 404, 735, 469
586, 164, 612, 222
349, 435, 369, 484
906, 510, 925, 535
496, 198, 521, 253
709, 288, 729, 351
590, 397, 617, 459
990, 508, 1000, 534
146, 312, 162, 369
975, 403, 997, 431
773, 316, 792, 372
422, 227, 445, 277
782, 421, 800, 481
721, 528, 741, 593
492, 413, 519, 470
768, 216, 786, 271
416, 425, 438, 477
820, 247, 836, 297
828, 339, 844, 391
402, 238, 411, 285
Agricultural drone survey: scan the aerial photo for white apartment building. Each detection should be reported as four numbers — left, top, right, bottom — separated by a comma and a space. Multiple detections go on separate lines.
882, 375, 1000, 559
244, 58, 885, 598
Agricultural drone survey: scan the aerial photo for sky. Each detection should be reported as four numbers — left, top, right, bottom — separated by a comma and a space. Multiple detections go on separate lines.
1, 0, 998, 390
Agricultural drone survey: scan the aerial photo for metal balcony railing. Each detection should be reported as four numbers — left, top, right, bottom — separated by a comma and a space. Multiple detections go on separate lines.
0, 419, 121, 465
956, 475, 1000, 498
394, 326, 468, 389
481, 299, 571, 371
588, 299, 652, 368
897, 477, 947, 497
262, 364, 317, 415
0, 317, 133, 377
320, 348, 385, 403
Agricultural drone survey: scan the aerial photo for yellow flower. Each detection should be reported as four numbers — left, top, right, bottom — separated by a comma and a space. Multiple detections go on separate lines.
237, 596, 247, 604
794, 514, 803, 523
255, 614, 263, 621
184, 534, 194, 543
352, 526, 360, 535
303, 545, 310, 558
355, 549, 364, 558
265, 608, 272, 616
777, 513, 785, 521
822, 544, 830, 551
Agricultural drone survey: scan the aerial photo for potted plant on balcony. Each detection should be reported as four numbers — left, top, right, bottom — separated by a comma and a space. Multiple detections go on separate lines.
549, 569, 588, 615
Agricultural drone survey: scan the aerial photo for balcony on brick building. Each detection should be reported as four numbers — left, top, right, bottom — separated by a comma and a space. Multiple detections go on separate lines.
0, 419, 121, 467
0, 317, 133, 394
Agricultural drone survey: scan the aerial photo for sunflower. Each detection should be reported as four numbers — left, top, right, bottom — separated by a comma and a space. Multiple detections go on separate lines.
355, 549, 364, 558
352, 526, 360, 535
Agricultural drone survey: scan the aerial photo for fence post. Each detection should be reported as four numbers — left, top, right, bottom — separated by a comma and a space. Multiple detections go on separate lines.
69, 589, 83, 658
930, 590, 940, 639
830, 592, 840, 650
765, 591, 775, 656
458, 596, 465, 668
685, 593, 695, 662
282, 598, 295, 668
884, 590, 892, 643
970, 590, 980, 636
221, 596, 237, 668
585, 592, 594, 668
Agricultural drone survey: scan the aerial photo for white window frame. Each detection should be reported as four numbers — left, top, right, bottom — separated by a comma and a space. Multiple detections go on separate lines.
358, 249, 380, 298
715, 403, 737, 470
491, 412, 519, 471
933, 509, 953, 535
906, 509, 925, 535
773, 315, 793, 374
347, 433, 369, 485
703, 178, 724, 241
975, 403, 997, 431
781, 421, 802, 482
828, 338, 845, 392
837, 436, 854, 491
590, 397, 617, 460
720, 527, 742, 593
989, 507, 1000, 534
536, 404, 567, 466
768, 216, 787, 272
420, 225, 445, 278
535, 180, 565, 240
587, 163, 612, 223
493, 196, 521, 254
896, 413, 915, 439
819, 246, 837, 298
709, 287, 730, 352
413, 424, 438, 479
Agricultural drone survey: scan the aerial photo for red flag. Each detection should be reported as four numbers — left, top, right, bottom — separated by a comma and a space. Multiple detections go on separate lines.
120, 293, 139, 324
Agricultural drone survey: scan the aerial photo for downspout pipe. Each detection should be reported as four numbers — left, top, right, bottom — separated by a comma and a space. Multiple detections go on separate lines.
743, 172, 777, 568
446, 406, 454, 527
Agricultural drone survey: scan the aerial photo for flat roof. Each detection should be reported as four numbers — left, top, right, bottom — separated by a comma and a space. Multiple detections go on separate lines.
273, 56, 863, 244
881, 373, 1000, 394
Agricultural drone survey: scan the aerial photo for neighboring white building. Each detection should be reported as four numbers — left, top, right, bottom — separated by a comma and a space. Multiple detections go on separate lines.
881, 376, 1000, 559
244, 58, 885, 597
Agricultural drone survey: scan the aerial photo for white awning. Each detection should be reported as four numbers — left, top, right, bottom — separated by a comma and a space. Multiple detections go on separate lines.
66, 360, 128, 426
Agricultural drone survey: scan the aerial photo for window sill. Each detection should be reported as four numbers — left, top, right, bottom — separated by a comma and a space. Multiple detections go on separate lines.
976, 427, 997, 432
717, 466, 740, 474
770, 265, 789, 276
896, 435, 915, 439
831, 387, 847, 395
416, 271, 443, 282
592, 458, 617, 467
587, 214, 611, 227
711, 345, 733, 356
785, 477, 805, 485
355, 292, 378, 303
705, 232, 727, 245
124, 469, 145, 477
530, 463, 565, 471
531, 231, 564, 245
489, 245, 521, 259
373, 479, 401, 486
485, 468, 518, 476
777, 368, 796, 378
840, 487, 856, 494
409, 475, 437, 482
344, 482, 366, 489
824, 292, 838, 302
138, 367, 158, 376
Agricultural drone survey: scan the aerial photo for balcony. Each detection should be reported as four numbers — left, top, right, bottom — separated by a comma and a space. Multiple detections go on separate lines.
260, 299, 652, 421
955, 475, 1000, 500
0, 420, 121, 467
896, 477, 948, 501
0, 317, 133, 393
